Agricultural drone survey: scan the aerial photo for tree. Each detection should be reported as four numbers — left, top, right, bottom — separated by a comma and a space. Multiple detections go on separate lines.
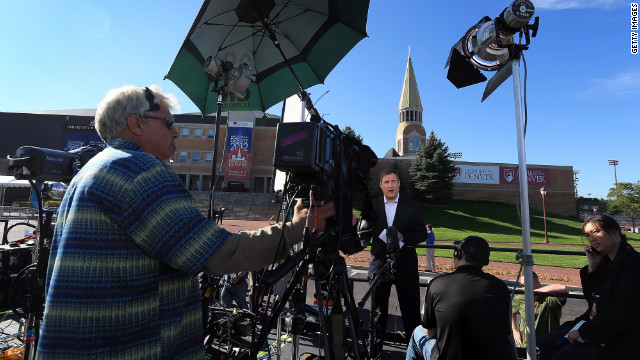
390, 160, 411, 196
342, 125, 363, 144
607, 181, 640, 226
409, 131, 457, 203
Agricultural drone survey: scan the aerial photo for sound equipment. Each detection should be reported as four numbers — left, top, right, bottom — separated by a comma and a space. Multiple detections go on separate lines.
0, 243, 34, 308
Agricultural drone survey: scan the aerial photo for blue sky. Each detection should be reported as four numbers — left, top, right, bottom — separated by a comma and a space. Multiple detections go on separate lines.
1, 0, 637, 199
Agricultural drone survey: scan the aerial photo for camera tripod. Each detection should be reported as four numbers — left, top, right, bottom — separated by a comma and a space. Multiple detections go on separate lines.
357, 249, 400, 358
250, 229, 370, 359
8, 182, 54, 360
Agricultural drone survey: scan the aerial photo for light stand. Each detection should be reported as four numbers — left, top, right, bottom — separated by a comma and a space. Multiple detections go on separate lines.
607, 159, 619, 200
510, 54, 538, 359
203, 57, 255, 220
445, 1, 539, 359
540, 187, 549, 243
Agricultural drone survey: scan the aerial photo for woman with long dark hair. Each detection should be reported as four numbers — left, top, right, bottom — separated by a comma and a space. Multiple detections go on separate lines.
538, 214, 640, 359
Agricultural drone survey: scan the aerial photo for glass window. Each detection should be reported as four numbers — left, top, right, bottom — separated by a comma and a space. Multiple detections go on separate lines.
181, 127, 189, 138
179, 151, 187, 162
409, 138, 414, 151
207, 128, 215, 138
192, 152, 200, 163
205, 152, 213, 162
194, 128, 203, 137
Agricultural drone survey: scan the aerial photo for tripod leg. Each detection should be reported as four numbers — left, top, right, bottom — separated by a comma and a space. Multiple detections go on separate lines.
338, 270, 368, 359
314, 273, 331, 358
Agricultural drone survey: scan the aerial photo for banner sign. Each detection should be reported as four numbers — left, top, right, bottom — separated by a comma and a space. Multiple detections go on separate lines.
454, 165, 551, 186
65, 130, 106, 151
224, 121, 253, 182
453, 165, 500, 184
499, 166, 550, 186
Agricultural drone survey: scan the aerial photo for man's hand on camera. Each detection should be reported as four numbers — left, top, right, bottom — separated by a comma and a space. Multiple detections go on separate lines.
293, 200, 335, 232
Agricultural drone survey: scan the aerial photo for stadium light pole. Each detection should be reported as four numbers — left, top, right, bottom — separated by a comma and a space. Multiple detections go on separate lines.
607, 160, 619, 200
573, 170, 579, 198
540, 187, 549, 244
449, 152, 463, 161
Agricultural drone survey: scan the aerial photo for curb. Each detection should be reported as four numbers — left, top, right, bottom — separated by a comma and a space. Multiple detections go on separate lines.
345, 264, 584, 295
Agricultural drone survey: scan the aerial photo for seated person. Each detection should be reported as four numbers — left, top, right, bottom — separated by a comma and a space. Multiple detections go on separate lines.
511, 271, 568, 347
405, 236, 512, 360
538, 215, 640, 360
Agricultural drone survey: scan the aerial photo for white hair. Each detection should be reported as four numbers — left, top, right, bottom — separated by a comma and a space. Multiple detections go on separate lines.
94, 84, 180, 142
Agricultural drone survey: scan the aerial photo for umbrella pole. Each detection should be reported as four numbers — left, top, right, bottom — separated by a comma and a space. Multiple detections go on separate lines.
207, 72, 230, 220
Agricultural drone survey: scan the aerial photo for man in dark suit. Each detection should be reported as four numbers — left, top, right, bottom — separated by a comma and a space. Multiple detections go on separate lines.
368, 168, 425, 357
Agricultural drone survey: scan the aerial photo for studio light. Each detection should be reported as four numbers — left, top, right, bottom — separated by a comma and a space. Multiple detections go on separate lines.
445, 0, 538, 101
203, 56, 256, 97
444, 2, 539, 359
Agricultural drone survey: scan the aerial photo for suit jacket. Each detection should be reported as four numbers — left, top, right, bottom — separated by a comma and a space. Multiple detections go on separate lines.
368, 194, 426, 278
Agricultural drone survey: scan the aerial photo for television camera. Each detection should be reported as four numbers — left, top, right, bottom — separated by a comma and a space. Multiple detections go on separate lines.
273, 104, 378, 256
7, 145, 103, 183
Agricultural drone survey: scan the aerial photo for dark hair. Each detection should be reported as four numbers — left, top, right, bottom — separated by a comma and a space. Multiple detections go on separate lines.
379, 168, 399, 183
455, 235, 490, 266
582, 214, 627, 243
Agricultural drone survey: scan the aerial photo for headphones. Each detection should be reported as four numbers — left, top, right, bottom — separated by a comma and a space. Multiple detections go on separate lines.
144, 87, 161, 111
453, 236, 490, 265
453, 237, 468, 260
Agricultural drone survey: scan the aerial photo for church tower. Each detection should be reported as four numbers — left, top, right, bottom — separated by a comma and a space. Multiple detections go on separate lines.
396, 48, 426, 156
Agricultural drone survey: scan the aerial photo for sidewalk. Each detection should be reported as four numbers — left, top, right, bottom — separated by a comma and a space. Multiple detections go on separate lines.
220, 219, 583, 287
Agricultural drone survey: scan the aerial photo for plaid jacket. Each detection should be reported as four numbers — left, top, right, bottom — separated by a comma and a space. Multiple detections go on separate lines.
38, 138, 230, 359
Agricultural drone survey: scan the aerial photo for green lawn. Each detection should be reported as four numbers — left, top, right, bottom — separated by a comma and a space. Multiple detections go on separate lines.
358, 200, 640, 269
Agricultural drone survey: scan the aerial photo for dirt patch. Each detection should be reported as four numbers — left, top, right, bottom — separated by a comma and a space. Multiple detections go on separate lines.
221, 220, 582, 287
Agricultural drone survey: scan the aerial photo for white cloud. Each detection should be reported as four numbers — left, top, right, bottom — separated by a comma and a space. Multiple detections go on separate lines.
535, 0, 621, 10
583, 70, 640, 98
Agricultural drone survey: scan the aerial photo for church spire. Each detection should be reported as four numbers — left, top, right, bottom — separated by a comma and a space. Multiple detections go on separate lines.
395, 47, 426, 156
398, 48, 423, 114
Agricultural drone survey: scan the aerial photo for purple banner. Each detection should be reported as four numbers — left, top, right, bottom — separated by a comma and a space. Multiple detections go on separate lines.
499, 167, 550, 186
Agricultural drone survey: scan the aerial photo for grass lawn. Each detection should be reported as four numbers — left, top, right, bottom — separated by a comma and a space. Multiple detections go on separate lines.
358, 200, 640, 269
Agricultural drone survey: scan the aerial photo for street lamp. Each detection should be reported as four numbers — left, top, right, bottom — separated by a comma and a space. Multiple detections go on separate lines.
608, 160, 619, 200
540, 187, 549, 244
170, 158, 174, 168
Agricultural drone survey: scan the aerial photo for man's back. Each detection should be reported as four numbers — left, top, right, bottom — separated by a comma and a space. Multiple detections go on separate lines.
423, 265, 512, 360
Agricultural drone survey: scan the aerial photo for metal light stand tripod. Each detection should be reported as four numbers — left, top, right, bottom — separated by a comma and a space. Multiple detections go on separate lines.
206, 64, 235, 220
509, 47, 537, 360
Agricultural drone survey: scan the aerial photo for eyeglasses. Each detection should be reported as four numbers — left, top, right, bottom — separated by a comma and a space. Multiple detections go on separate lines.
144, 115, 175, 130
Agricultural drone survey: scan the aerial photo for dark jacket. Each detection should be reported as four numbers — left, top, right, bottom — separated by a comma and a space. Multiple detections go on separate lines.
368, 194, 426, 279
423, 265, 512, 360
578, 242, 640, 359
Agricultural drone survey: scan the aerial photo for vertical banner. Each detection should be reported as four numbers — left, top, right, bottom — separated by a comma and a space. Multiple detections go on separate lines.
224, 121, 253, 182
